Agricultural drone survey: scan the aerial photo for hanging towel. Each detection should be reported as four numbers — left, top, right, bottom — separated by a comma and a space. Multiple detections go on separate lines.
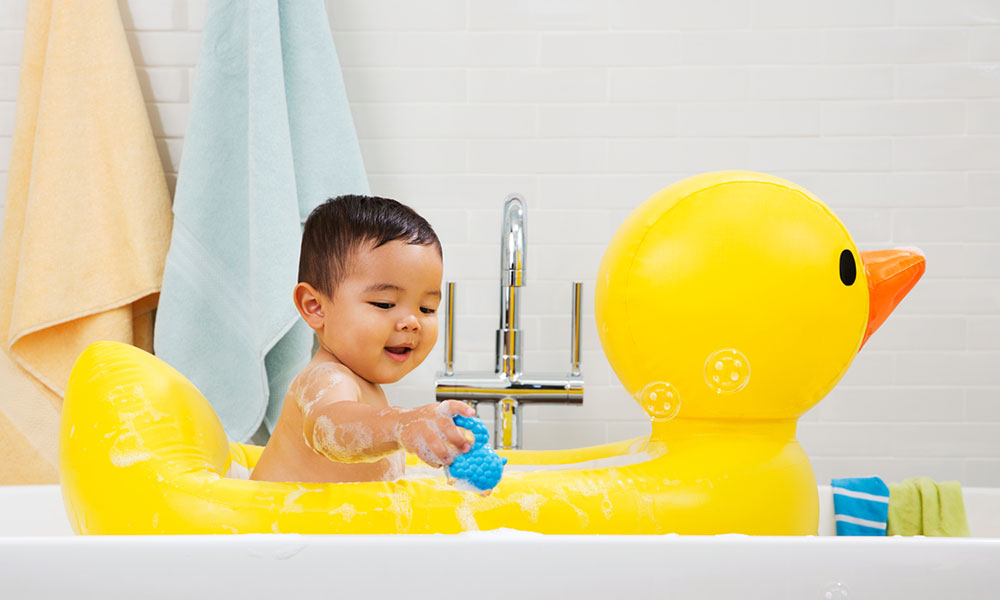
154, 0, 368, 442
0, 0, 172, 482
887, 477, 970, 537
831, 477, 890, 536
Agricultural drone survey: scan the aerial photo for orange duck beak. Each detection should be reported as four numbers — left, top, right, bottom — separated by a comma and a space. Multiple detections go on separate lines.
859, 248, 926, 348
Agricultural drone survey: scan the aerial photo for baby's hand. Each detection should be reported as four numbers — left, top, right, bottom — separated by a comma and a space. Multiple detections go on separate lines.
394, 400, 475, 468
445, 415, 507, 496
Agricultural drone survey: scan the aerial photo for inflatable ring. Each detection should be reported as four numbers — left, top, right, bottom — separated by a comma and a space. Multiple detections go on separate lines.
59, 340, 814, 534
59, 171, 924, 535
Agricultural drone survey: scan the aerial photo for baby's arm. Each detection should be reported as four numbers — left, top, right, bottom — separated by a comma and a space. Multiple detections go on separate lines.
297, 370, 475, 467
390, 402, 477, 468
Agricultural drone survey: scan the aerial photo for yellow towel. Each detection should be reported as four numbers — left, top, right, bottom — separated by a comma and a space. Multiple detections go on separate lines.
0, 0, 172, 483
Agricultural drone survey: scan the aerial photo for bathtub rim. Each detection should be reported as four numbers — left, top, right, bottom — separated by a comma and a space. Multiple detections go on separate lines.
2, 483, 999, 537
1, 530, 999, 600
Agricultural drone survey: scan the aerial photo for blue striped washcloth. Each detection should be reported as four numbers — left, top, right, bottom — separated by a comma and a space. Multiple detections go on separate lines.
831, 477, 890, 536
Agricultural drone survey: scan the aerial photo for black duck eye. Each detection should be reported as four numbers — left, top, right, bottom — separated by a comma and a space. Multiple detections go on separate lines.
839, 249, 857, 286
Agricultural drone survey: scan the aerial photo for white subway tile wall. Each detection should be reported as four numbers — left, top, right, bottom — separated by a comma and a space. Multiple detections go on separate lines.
0, 0, 997, 484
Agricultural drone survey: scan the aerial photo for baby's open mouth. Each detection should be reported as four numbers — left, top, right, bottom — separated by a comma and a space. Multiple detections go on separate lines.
384, 346, 413, 362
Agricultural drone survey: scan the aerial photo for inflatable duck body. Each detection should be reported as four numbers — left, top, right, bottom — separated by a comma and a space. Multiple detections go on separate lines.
59, 171, 924, 535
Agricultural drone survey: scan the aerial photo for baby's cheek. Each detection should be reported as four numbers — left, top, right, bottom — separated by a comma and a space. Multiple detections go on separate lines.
414, 344, 433, 366
425, 319, 439, 343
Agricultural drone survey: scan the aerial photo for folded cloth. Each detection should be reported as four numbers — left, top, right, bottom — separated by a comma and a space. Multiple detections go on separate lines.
887, 477, 970, 537
154, 0, 368, 442
831, 476, 890, 536
0, 0, 172, 482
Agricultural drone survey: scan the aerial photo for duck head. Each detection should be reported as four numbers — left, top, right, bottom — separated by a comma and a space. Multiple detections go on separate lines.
595, 172, 925, 422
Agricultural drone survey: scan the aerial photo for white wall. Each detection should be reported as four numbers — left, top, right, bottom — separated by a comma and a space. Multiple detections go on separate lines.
1, 0, 998, 485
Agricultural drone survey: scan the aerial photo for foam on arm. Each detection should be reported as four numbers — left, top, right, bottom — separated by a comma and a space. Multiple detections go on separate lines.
296, 366, 403, 463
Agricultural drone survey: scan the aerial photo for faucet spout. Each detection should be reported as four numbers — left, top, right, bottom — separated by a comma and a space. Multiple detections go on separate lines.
500, 194, 526, 287
435, 193, 583, 450
497, 194, 526, 379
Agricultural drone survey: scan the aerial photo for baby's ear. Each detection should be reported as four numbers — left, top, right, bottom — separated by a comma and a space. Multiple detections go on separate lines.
293, 283, 325, 330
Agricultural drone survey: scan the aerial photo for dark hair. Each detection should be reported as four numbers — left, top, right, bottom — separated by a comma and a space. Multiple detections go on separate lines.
299, 195, 441, 297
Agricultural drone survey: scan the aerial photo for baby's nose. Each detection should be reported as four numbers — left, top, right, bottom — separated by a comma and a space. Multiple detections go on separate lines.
397, 313, 420, 331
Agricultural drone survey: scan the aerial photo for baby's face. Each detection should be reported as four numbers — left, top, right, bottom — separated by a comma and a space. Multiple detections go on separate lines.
319, 240, 443, 384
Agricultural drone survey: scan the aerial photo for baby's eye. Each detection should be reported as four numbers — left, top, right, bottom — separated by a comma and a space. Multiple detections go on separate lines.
420, 307, 436, 315
370, 302, 394, 310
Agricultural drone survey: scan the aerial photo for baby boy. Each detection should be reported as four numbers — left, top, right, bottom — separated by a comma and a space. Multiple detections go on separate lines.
251, 195, 474, 483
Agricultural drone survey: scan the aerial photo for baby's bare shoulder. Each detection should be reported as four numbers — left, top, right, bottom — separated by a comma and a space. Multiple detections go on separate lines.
289, 361, 363, 413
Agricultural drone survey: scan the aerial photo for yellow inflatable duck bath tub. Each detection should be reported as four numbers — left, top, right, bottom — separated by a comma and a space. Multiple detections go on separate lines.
59, 171, 926, 535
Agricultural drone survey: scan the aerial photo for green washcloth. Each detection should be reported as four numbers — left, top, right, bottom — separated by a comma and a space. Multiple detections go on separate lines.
886, 477, 970, 537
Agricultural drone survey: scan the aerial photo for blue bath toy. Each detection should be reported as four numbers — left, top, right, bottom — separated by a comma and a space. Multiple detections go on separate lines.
445, 415, 507, 495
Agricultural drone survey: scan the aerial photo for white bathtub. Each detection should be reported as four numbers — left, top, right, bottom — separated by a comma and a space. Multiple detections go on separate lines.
2, 484, 998, 599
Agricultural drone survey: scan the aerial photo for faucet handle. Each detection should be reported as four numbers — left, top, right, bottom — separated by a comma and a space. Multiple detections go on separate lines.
570, 282, 582, 377
444, 281, 455, 376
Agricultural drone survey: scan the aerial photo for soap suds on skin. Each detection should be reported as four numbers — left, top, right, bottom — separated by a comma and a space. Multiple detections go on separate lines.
383, 452, 405, 481
296, 365, 351, 419
294, 367, 432, 478
389, 402, 467, 469
311, 416, 377, 463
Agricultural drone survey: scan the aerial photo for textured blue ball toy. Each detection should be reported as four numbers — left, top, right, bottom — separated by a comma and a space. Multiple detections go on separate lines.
445, 415, 507, 494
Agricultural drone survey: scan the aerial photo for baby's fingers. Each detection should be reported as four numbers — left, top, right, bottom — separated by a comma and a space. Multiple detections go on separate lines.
461, 428, 476, 446
437, 400, 475, 418
426, 435, 456, 468
442, 425, 473, 453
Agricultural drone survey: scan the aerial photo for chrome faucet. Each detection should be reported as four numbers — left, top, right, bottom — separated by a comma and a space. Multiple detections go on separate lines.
435, 194, 584, 449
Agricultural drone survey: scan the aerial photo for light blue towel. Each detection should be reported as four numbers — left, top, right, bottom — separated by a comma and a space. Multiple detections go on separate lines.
831, 476, 890, 536
154, 0, 368, 441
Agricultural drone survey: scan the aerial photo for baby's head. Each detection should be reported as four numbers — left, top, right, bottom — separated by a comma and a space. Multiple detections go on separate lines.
295, 195, 443, 384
